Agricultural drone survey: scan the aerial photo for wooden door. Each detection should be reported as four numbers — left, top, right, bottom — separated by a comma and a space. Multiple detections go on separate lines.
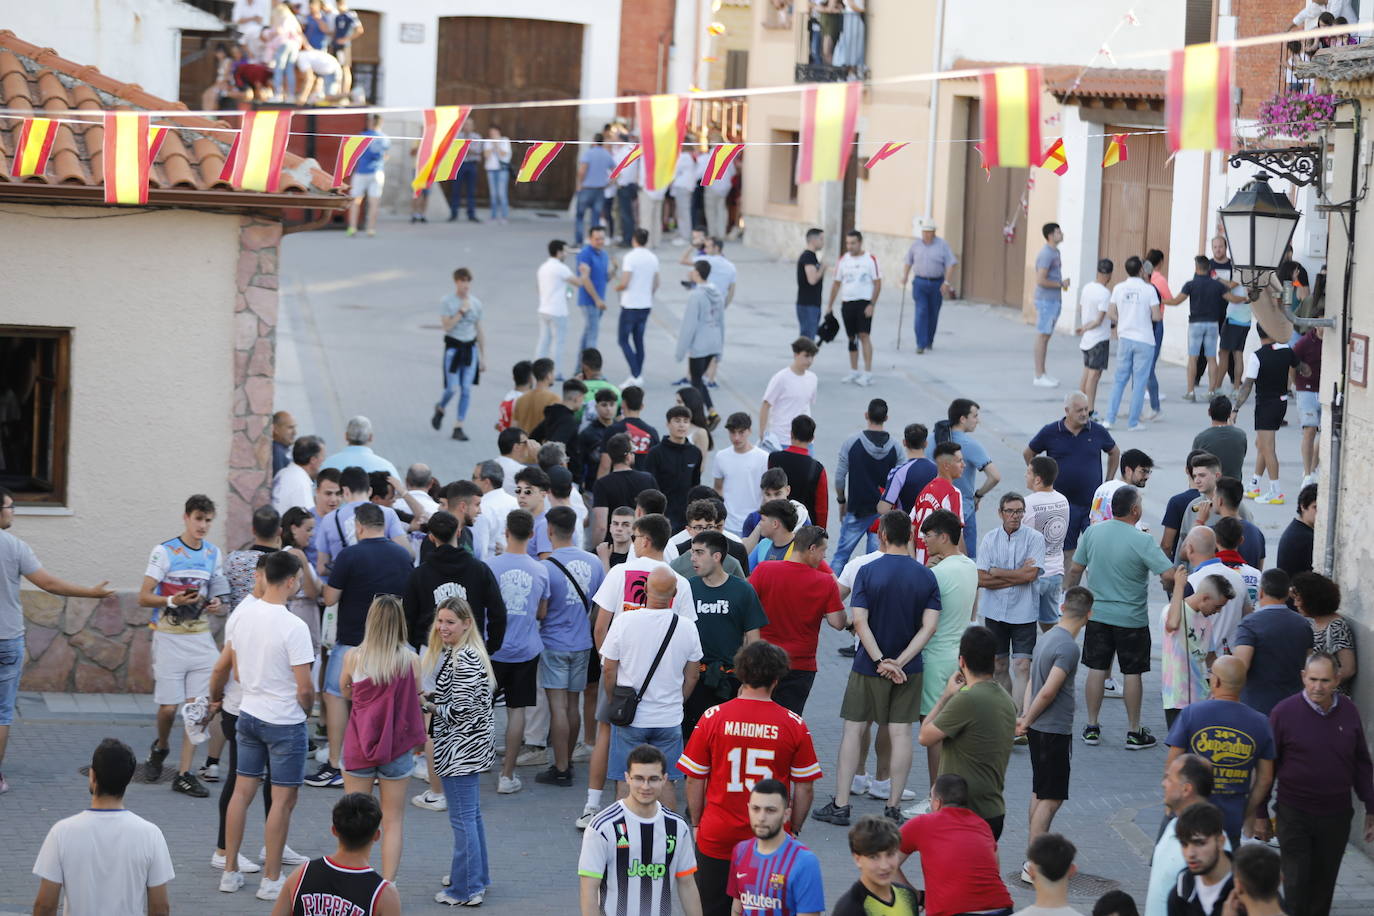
436, 17, 584, 208
1098, 125, 1175, 269
960, 100, 1028, 307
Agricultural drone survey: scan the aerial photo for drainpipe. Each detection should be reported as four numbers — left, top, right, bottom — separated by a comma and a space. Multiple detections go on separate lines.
922, 0, 947, 218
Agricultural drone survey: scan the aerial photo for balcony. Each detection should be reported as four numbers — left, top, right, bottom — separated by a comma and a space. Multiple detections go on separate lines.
793, 3, 869, 83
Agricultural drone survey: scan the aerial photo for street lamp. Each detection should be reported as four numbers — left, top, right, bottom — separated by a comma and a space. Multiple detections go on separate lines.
1218, 173, 1302, 298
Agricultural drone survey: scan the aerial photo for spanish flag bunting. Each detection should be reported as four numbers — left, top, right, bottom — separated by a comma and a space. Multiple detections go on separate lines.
699, 143, 743, 186
102, 111, 151, 205
229, 110, 293, 192
978, 66, 1042, 168
331, 134, 375, 189
973, 143, 991, 182
516, 141, 565, 183
147, 125, 169, 164
863, 141, 908, 171
635, 94, 690, 192
412, 105, 471, 194
1166, 44, 1233, 152
218, 133, 241, 182
1103, 133, 1129, 168
796, 82, 861, 184
609, 145, 642, 182
9, 117, 58, 178
1040, 137, 1068, 176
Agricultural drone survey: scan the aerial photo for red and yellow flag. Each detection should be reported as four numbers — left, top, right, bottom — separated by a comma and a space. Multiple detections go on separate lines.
102, 112, 151, 205
1166, 44, 1233, 152
973, 143, 991, 182
863, 141, 908, 171
331, 135, 375, 189
147, 125, 169, 164
218, 134, 241, 183
699, 144, 742, 186
412, 105, 471, 194
1040, 138, 1068, 176
635, 94, 690, 192
609, 145, 642, 182
1103, 133, 1129, 168
796, 82, 861, 184
229, 110, 293, 192
9, 117, 58, 178
517, 141, 565, 183
979, 66, 1043, 168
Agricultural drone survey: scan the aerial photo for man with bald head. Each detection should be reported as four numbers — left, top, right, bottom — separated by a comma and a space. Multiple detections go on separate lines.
1024, 392, 1119, 569
1165, 656, 1275, 848
271, 411, 297, 474
1180, 525, 1249, 656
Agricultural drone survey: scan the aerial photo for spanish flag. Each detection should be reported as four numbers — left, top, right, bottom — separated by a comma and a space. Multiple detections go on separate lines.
229, 110, 293, 193
412, 105, 471, 194
1103, 133, 1129, 168
517, 141, 565, 183
635, 94, 690, 192
9, 117, 58, 178
218, 134, 241, 183
609, 145, 642, 182
148, 126, 169, 164
699, 144, 742, 186
973, 143, 991, 182
102, 112, 151, 205
863, 141, 908, 171
331, 135, 375, 189
796, 82, 861, 184
1040, 137, 1068, 176
979, 66, 1042, 168
1166, 44, 1233, 152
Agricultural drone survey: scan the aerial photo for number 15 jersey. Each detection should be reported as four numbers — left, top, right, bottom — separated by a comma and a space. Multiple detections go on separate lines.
677, 696, 822, 860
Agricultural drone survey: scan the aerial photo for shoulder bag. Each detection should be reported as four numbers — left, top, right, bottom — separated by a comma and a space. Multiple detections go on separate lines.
607, 614, 679, 727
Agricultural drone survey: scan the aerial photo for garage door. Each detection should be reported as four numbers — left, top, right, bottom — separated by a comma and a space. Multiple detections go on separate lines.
959, 100, 1028, 308
1098, 125, 1174, 269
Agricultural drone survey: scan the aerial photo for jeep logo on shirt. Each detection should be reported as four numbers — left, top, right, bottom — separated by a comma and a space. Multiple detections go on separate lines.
626, 860, 666, 880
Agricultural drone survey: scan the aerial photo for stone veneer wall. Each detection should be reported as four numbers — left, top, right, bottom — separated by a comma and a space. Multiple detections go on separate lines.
19, 216, 279, 692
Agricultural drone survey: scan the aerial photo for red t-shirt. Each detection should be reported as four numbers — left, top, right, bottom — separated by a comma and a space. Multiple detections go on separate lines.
899, 807, 1012, 916
911, 477, 964, 564
678, 696, 823, 860
749, 561, 843, 672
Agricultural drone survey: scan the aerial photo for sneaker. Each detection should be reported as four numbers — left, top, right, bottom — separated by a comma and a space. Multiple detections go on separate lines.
1103, 678, 1124, 698
198, 762, 220, 783
867, 779, 917, 802
145, 741, 169, 782
1126, 424, 1145, 432
305, 765, 344, 788
1244, 487, 1262, 500
619, 376, 638, 389
1182, 390, 1197, 402
884, 805, 903, 823
850, 773, 871, 797
1126, 727, 1159, 750
576, 803, 599, 830
219, 870, 245, 893
262, 845, 310, 866
1020, 862, 1034, 884
1301, 473, 1318, 489
670, 377, 690, 386
431, 408, 444, 430
1082, 724, 1101, 746
1142, 407, 1160, 421
211, 852, 261, 873
535, 766, 573, 787
256, 874, 286, 901
1099, 420, 1113, 430
1032, 374, 1059, 388
571, 743, 594, 763
811, 799, 852, 826
451, 427, 469, 441
366, 229, 376, 238
1013, 734, 1029, 746
497, 774, 523, 794
411, 758, 429, 781
172, 771, 210, 797
841, 370, 859, 384
1257, 493, 1285, 505
436, 891, 465, 906
1205, 390, 1220, 400
515, 745, 548, 767
344, 227, 357, 238
856, 372, 875, 387
0, 772, 8, 794
412, 790, 447, 811
900, 798, 931, 819
707, 380, 719, 389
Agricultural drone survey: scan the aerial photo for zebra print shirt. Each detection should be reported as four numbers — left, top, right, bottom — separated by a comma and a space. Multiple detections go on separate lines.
431, 645, 495, 777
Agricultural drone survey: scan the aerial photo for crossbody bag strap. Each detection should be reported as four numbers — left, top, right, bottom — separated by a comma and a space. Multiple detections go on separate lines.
546, 556, 591, 614
636, 614, 679, 701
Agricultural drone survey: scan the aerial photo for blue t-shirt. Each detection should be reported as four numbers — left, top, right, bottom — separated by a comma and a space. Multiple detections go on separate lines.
578, 145, 616, 188
728, 835, 825, 916
851, 554, 942, 676
486, 552, 550, 663
1026, 420, 1116, 508
326, 538, 414, 646
1034, 244, 1062, 303
311, 500, 410, 572
576, 245, 610, 308
527, 512, 554, 557
881, 457, 937, 513
332, 10, 361, 44
949, 431, 989, 521
541, 547, 604, 653
354, 129, 389, 175
1164, 699, 1275, 841
1233, 606, 1314, 714
303, 13, 330, 49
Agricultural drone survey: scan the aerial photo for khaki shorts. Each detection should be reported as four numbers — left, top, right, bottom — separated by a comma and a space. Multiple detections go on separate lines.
839, 670, 923, 725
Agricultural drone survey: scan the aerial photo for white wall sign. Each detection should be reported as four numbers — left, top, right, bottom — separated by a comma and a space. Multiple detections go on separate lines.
399, 22, 425, 43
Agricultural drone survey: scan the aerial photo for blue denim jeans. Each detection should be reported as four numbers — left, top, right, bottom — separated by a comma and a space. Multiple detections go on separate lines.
616, 184, 639, 245
440, 773, 490, 901
796, 304, 821, 340
1146, 319, 1164, 412
912, 277, 944, 350
235, 711, 308, 787
575, 187, 605, 244
964, 509, 979, 560
578, 302, 602, 354
1108, 337, 1155, 428
486, 167, 510, 221
618, 308, 650, 378
448, 162, 478, 219
536, 314, 569, 377
437, 349, 479, 422
0, 635, 23, 726
833, 512, 878, 572
272, 44, 298, 97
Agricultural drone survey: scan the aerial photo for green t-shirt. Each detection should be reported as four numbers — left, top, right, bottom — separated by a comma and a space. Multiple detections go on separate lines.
933, 680, 1017, 819
688, 575, 769, 668
1074, 519, 1173, 628
923, 555, 979, 715
579, 378, 621, 420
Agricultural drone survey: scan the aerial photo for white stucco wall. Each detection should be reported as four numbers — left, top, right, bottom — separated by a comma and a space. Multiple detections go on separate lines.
5, 0, 224, 101
942, 0, 1186, 69
5, 206, 239, 590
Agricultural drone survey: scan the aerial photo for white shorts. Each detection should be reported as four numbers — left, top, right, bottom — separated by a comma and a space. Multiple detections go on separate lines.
1297, 390, 1321, 428
351, 170, 384, 199
151, 631, 218, 707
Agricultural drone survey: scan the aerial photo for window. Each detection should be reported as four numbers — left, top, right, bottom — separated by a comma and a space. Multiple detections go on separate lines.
725, 50, 749, 90
0, 327, 71, 506
1184, 0, 1212, 46
769, 130, 800, 204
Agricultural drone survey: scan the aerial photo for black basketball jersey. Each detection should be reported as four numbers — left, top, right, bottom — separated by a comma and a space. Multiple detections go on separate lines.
290, 857, 388, 916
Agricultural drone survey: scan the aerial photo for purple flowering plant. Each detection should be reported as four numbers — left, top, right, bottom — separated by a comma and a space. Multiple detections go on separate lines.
1258, 92, 1338, 140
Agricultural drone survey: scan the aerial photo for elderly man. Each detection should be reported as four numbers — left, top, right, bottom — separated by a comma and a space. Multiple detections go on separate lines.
1025, 392, 1120, 567
272, 435, 325, 514
319, 415, 399, 477
470, 460, 519, 560
1145, 754, 1221, 916
976, 492, 1045, 708
900, 218, 959, 354
271, 411, 296, 475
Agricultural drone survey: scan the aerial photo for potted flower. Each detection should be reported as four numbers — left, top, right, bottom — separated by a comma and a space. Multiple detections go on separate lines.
1258, 92, 1338, 140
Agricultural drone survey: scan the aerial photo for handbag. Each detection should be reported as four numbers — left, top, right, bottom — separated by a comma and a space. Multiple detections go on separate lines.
607, 614, 679, 728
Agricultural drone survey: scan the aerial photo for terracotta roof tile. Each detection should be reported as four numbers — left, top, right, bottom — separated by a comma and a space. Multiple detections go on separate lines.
951, 59, 1166, 103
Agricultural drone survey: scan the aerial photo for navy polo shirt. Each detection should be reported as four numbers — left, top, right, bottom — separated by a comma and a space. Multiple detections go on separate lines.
1026, 420, 1116, 508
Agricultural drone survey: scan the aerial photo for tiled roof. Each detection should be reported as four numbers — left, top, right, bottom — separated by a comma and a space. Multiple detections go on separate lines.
1295, 43, 1374, 82
0, 30, 344, 208
951, 59, 1166, 103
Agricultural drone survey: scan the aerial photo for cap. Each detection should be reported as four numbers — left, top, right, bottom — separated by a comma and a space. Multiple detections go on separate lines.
547, 466, 574, 489
918, 218, 937, 232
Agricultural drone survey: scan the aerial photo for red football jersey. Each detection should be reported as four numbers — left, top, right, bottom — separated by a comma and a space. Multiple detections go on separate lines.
911, 477, 963, 564
677, 696, 822, 861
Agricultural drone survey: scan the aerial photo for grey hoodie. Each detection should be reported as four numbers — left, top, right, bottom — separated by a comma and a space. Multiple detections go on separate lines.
675, 283, 725, 361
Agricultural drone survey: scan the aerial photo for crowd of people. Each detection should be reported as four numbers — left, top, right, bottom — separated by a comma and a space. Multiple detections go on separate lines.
206, 1, 365, 109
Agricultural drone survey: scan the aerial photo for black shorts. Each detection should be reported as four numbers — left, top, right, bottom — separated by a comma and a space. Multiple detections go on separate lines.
1082, 340, 1109, 371
1254, 396, 1287, 432
983, 618, 1037, 659
492, 657, 539, 708
1219, 322, 1250, 352
1028, 729, 1072, 800
841, 299, 872, 346
1082, 621, 1151, 675
771, 669, 816, 716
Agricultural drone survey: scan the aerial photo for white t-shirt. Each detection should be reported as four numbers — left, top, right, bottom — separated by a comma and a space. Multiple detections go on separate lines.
1079, 281, 1113, 350
33, 809, 175, 915
1013, 907, 1085, 916
1109, 277, 1159, 345
620, 247, 660, 310
271, 462, 314, 515
1088, 479, 1150, 532
473, 486, 519, 559
838, 549, 882, 593
591, 556, 696, 621
601, 605, 704, 727
712, 446, 770, 534
1189, 562, 1249, 653
1023, 489, 1070, 576
836, 252, 881, 301
227, 596, 315, 725
537, 257, 575, 317
761, 368, 818, 446
497, 455, 525, 494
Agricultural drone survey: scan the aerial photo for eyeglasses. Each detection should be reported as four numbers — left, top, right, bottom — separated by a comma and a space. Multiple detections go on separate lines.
1001, 508, 1026, 516
0, 503, 13, 512
627, 774, 665, 786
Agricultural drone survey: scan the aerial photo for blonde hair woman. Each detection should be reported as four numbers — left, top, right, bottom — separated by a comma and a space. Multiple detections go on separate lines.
339, 596, 426, 882
424, 597, 496, 906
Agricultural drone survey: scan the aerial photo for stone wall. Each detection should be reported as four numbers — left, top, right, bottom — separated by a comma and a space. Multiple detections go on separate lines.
20, 592, 155, 693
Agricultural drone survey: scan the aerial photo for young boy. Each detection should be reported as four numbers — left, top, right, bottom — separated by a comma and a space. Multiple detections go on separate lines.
574, 348, 620, 419
832, 815, 919, 916
1231, 325, 1298, 505
135, 495, 230, 797
497, 360, 534, 433
758, 338, 819, 451
643, 406, 704, 531
275, 793, 399, 914
1163, 255, 1249, 402
513, 467, 555, 558
531, 378, 588, 462
712, 412, 770, 535
596, 506, 635, 572
740, 468, 811, 550
513, 358, 560, 436
1074, 259, 1113, 418
1016, 833, 1083, 916
576, 388, 620, 490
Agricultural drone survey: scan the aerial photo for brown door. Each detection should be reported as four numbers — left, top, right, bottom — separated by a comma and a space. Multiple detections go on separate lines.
1098, 125, 1174, 270
436, 17, 584, 208
960, 100, 1028, 307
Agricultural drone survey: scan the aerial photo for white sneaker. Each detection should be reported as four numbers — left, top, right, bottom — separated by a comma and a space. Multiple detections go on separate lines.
1032, 374, 1059, 388
1099, 420, 1113, 430
256, 874, 286, 901
1104, 678, 1124, 698
867, 779, 917, 802
1142, 407, 1160, 421
1301, 473, 1318, 489
1020, 862, 1034, 884
516, 746, 548, 767
576, 803, 600, 830
619, 376, 638, 389
850, 773, 871, 796
411, 758, 429, 781
571, 743, 594, 762
841, 370, 859, 384
635, 376, 646, 387
412, 790, 447, 811
261, 845, 310, 866
497, 774, 523, 794
856, 372, 875, 387
199, 763, 220, 782
211, 852, 261, 873
900, 798, 932, 819
219, 870, 245, 893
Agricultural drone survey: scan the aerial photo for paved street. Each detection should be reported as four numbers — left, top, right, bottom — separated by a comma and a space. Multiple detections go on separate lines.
5, 210, 1372, 914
